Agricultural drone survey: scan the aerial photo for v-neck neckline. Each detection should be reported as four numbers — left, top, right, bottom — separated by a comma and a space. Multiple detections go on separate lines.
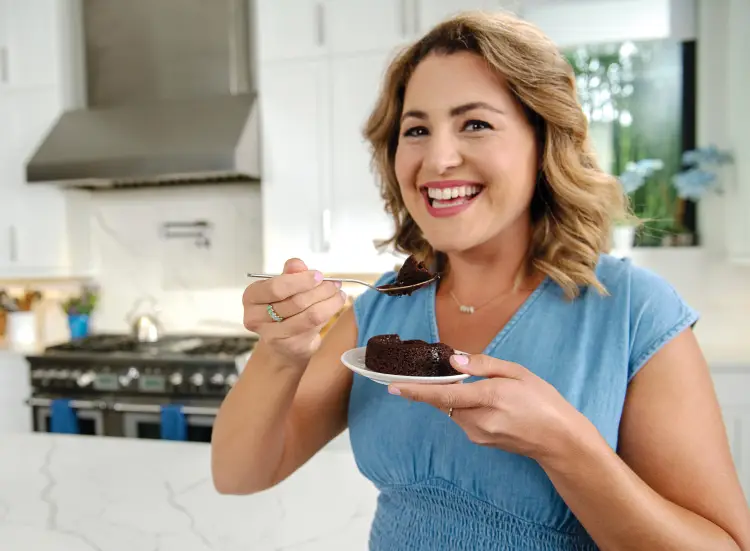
426, 275, 551, 356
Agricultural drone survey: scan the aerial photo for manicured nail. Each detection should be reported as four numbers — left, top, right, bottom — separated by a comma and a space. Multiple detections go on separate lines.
334, 280, 342, 288
451, 354, 468, 366
388, 386, 401, 395
313, 271, 324, 282
339, 291, 347, 301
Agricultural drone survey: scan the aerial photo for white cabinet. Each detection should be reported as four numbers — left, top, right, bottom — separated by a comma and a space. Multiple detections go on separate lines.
713, 371, 750, 503
0, 0, 63, 90
259, 60, 331, 271
413, 0, 518, 35
0, 0, 86, 278
325, 0, 409, 55
256, 0, 327, 62
327, 53, 395, 268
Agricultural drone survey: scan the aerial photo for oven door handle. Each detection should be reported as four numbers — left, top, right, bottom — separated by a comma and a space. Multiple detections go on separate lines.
112, 402, 219, 416
25, 397, 108, 410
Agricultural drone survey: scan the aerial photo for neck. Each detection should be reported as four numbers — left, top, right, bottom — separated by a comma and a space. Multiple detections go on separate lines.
439, 222, 535, 304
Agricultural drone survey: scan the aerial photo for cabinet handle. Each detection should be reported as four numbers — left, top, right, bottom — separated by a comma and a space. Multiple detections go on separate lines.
8, 225, 16, 262
320, 208, 331, 253
0, 47, 8, 83
315, 3, 325, 46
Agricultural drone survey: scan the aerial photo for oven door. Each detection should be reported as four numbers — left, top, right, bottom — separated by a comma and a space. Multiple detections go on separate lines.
114, 403, 218, 443
27, 398, 106, 436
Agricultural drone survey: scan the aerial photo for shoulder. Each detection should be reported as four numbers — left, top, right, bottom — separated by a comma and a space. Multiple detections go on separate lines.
593, 254, 700, 380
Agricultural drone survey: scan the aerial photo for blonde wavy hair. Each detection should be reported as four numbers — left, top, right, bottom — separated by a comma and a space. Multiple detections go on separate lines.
364, 10, 632, 298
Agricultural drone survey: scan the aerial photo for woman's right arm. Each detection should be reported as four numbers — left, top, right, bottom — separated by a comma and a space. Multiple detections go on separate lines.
210, 259, 357, 495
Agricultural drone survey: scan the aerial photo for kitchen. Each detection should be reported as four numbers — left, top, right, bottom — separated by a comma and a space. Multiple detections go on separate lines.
0, 0, 749, 549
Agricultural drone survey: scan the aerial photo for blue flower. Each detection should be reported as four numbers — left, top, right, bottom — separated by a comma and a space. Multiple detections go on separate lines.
618, 158, 664, 193
682, 145, 733, 167
671, 168, 717, 200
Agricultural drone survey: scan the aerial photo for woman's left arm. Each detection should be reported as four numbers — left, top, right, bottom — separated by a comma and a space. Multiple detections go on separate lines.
391, 328, 750, 551
541, 328, 750, 551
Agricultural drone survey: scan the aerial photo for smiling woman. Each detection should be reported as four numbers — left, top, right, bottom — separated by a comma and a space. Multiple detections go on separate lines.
213, 9, 750, 551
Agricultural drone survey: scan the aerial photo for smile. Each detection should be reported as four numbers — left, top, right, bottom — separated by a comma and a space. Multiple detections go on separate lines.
420, 181, 484, 218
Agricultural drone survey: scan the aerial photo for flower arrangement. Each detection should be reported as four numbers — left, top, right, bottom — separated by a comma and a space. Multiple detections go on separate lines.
671, 145, 734, 200
61, 286, 99, 316
61, 285, 99, 339
618, 158, 665, 194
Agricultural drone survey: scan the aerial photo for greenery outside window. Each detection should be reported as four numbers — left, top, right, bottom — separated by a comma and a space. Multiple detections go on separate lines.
564, 39, 698, 247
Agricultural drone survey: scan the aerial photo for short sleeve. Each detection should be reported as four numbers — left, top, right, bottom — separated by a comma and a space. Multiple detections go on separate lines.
627, 264, 700, 381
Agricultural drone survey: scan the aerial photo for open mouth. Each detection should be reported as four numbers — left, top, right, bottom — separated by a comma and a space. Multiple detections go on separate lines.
422, 183, 484, 209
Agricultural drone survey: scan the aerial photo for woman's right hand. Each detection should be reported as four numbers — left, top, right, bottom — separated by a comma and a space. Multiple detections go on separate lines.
242, 258, 347, 367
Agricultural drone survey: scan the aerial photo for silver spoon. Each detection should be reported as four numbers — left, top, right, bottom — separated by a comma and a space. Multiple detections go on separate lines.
246, 273, 439, 296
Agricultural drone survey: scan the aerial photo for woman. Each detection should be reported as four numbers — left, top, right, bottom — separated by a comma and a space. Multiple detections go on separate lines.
211, 11, 750, 551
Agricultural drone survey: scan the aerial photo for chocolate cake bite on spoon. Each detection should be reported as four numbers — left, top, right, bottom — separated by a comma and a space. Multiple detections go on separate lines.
376, 255, 439, 296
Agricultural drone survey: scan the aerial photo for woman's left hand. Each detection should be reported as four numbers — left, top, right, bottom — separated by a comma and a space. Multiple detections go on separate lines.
388, 354, 592, 464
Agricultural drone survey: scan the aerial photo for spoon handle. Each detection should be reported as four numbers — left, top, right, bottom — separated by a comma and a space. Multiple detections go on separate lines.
246, 273, 377, 290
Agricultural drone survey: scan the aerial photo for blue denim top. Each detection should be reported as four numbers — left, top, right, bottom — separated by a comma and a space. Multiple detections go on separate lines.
349, 254, 699, 550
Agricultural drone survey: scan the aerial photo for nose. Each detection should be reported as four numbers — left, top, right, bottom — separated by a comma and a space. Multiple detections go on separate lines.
423, 129, 462, 175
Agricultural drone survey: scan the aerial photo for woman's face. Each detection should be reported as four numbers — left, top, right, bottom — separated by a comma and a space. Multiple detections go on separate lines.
395, 52, 539, 255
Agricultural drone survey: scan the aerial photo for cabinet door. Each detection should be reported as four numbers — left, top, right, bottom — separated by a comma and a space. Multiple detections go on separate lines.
327, 53, 398, 272
0, 88, 70, 275
259, 60, 330, 272
713, 372, 750, 503
256, 0, 327, 62
326, 0, 410, 55
3, 0, 62, 89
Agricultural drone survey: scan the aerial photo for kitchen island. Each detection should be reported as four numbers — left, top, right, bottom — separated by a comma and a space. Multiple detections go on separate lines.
0, 432, 377, 551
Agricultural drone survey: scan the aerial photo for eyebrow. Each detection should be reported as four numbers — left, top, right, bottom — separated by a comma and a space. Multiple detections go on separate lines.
401, 102, 505, 122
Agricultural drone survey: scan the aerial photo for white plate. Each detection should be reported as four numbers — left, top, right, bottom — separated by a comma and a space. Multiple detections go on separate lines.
340, 346, 470, 385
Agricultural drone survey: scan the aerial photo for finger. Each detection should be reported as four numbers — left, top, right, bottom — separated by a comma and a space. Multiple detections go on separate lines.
388, 379, 496, 410
263, 290, 347, 339
450, 354, 526, 379
283, 258, 308, 274
245, 280, 342, 326
245, 269, 323, 305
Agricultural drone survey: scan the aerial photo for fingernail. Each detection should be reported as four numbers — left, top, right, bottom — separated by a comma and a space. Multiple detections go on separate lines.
451, 354, 469, 366
339, 290, 347, 301
334, 280, 342, 288
388, 386, 401, 395
313, 271, 324, 282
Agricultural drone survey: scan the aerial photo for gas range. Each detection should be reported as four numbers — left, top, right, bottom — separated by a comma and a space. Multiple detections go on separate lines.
24, 333, 258, 441
25, 333, 257, 398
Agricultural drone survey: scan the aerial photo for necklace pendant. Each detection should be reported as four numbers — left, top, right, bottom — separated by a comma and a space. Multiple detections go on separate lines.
459, 304, 475, 314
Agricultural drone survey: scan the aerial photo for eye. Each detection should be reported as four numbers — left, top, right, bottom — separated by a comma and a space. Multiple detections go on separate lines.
463, 119, 493, 132
402, 126, 428, 138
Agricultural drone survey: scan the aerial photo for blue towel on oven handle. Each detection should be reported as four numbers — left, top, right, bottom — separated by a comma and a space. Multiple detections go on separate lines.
160, 404, 187, 441
50, 399, 80, 434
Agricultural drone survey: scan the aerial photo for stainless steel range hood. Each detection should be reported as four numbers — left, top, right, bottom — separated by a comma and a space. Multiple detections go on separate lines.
26, 0, 260, 189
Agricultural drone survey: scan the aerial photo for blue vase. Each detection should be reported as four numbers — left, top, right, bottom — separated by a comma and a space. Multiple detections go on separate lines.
68, 314, 90, 339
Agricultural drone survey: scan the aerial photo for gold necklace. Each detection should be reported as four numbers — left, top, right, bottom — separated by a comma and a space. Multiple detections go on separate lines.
448, 287, 516, 314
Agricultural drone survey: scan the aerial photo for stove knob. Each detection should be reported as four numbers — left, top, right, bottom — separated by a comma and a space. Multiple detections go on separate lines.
209, 373, 225, 386
77, 370, 96, 388
189, 373, 205, 387
225, 374, 239, 387
32, 370, 45, 380
58, 369, 71, 380
169, 372, 183, 386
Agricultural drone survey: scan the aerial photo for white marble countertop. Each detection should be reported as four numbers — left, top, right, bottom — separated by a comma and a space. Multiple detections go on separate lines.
0, 433, 377, 551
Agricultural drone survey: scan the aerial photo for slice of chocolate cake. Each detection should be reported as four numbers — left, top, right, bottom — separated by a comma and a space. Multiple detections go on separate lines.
377, 256, 436, 296
365, 334, 460, 377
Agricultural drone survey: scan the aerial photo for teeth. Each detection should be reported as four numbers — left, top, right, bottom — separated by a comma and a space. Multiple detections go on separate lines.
426, 185, 482, 201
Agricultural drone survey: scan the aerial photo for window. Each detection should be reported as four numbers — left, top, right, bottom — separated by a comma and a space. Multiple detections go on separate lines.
564, 39, 698, 246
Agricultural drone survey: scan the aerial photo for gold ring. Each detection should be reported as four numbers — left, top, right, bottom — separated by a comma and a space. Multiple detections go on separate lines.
448, 407, 454, 418
266, 304, 284, 323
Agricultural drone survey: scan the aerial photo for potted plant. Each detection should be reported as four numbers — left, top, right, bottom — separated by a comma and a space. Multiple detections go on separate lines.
61, 285, 99, 339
